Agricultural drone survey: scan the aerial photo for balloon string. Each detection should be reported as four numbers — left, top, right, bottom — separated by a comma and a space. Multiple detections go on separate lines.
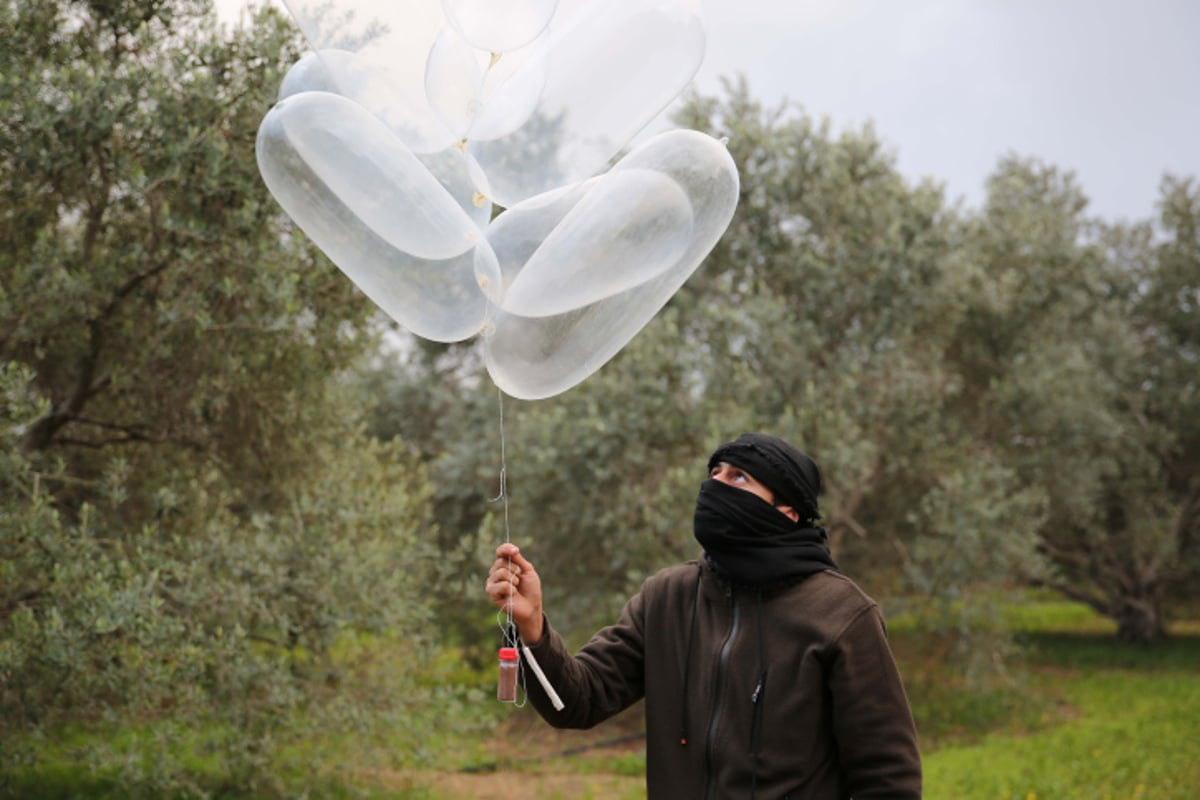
491, 387, 512, 618
492, 386, 527, 706
492, 386, 511, 545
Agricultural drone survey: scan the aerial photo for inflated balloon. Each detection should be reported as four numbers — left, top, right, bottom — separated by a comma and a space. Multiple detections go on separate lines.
260, 91, 480, 261
278, 0, 705, 204
282, 0, 458, 154
258, 91, 499, 343
417, 146, 493, 230
425, 28, 548, 144
278, 52, 493, 227
467, 40, 547, 142
278, 51, 346, 99
495, 168, 693, 317
483, 129, 738, 399
443, 0, 559, 54
473, 178, 595, 307
468, 0, 706, 207
278, 49, 452, 151
424, 27, 484, 140
259, 0, 737, 399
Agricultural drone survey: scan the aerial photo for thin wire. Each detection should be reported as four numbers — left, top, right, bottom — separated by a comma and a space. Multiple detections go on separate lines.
490, 387, 513, 629
491, 387, 527, 706
490, 386, 512, 544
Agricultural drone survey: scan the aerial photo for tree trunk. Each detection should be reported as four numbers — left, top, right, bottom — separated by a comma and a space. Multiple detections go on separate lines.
1114, 600, 1166, 644
1174, 478, 1200, 564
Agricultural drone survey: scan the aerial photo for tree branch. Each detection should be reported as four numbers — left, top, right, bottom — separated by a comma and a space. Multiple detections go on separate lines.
0, 589, 47, 623
1032, 576, 1108, 617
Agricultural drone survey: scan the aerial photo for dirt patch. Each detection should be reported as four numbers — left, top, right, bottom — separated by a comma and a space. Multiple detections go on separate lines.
404, 769, 644, 800
490, 703, 646, 760
384, 705, 649, 799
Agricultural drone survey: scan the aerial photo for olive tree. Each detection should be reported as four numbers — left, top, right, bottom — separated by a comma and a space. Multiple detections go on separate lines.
1, 0, 478, 792
946, 159, 1197, 642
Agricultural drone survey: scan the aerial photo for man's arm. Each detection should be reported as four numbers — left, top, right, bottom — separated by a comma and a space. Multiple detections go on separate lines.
829, 606, 923, 799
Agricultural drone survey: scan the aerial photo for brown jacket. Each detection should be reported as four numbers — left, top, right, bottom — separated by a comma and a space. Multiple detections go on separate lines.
523, 559, 921, 799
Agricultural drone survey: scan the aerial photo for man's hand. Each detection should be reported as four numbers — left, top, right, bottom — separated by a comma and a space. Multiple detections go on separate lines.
486, 543, 545, 645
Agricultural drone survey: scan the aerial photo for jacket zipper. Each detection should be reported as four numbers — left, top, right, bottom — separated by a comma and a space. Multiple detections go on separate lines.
704, 589, 739, 800
750, 670, 767, 751
750, 669, 768, 799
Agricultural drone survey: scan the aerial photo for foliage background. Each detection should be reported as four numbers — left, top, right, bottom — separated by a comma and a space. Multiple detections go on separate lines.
2, 0, 1197, 796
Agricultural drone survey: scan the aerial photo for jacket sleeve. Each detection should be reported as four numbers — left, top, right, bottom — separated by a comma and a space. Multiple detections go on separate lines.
521, 584, 648, 729
828, 606, 923, 799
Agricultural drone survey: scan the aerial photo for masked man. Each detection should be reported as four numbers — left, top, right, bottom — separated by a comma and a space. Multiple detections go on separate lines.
485, 433, 921, 799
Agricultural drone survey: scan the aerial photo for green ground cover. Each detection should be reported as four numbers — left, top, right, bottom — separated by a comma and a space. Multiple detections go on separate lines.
922, 607, 1200, 800
5, 598, 1197, 798
924, 669, 1199, 799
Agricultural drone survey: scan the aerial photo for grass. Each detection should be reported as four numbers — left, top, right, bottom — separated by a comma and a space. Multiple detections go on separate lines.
920, 606, 1200, 800
924, 671, 1200, 799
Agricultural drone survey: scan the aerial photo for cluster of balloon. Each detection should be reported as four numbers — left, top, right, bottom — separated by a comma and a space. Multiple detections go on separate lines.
256, 0, 740, 400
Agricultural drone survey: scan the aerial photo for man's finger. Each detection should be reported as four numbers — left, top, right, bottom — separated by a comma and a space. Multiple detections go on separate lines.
507, 551, 535, 575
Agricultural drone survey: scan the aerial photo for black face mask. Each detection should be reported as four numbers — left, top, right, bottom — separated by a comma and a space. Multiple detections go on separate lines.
693, 479, 837, 586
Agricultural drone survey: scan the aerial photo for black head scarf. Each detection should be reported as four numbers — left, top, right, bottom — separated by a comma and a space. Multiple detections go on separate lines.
707, 432, 822, 523
695, 434, 836, 586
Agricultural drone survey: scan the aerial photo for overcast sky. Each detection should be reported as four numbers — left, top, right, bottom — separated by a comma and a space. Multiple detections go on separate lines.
219, 0, 1200, 222
691, 0, 1200, 222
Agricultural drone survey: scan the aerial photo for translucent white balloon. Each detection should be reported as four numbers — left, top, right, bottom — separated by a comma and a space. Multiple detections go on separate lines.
257, 93, 500, 343
278, 51, 346, 99
264, 0, 735, 398
417, 146, 493, 230
281, 0, 457, 153
496, 169, 693, 317
476, 179, 595, 307
464, 39, 549, 143
424, 27, 550, 145
484, 129, 739, 399
469, 0, 706, 207
424, 27, 483, 139
261, 91, 481, 261
443, 0, 559, 53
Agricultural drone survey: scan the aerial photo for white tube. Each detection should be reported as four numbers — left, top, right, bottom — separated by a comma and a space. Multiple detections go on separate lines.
521, 644, 565, 711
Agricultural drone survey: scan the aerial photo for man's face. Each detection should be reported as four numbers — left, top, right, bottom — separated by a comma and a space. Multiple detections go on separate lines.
708, 461, 800, 523
709, 462, 775, 504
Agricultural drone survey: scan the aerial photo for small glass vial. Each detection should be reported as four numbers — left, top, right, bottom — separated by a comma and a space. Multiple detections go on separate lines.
497, 647, 519, 702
